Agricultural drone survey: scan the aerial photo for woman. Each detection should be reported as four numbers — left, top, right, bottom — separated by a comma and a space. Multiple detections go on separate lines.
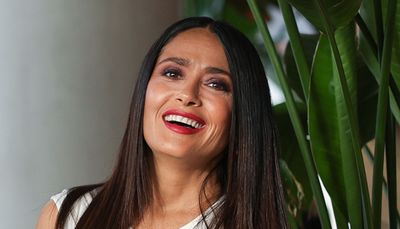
37, 17, 288, 229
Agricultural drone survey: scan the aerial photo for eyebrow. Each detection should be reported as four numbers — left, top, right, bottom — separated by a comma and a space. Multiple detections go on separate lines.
158, 57, 190, 66
205, 66, 231, 77
158, 56, 231, 77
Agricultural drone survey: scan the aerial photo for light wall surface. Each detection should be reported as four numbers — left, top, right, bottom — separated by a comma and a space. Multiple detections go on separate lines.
0, 0, 180, 227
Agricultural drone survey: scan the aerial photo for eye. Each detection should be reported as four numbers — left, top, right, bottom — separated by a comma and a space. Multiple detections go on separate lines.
206, 79, 231, 92
162, 68, 182, 79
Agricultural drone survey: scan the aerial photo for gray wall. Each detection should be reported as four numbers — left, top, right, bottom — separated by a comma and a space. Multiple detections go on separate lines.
0, 1, 180, 228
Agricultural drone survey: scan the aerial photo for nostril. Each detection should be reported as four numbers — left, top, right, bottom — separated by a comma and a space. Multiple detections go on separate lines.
186, 101, 197, 106
175, 92, 201, 106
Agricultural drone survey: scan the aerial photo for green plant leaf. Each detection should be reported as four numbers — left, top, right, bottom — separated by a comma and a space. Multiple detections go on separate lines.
221, 2, 258, 37
360, 0, 377, 42
309, 34, 348, 224
279, 159, 305, 222
284, 34, 319, 103
357, 55, 379, 144
181, 0, 226, 18
360, 0, 400, 125
382, 0, 400, 92
247, 2, 332, 226
333, 204, 350, 229
385, 114, 398, 228
273, 102, 313, 210
358, 24, 400, 124
371, 0, 398, 226
284, 0, 361, 31
278, 0, 314, 105
308, 23, 363, 227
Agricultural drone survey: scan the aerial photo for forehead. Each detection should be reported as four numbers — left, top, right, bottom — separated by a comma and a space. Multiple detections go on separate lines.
167, 28, 222, 47
159, 28, 228, 68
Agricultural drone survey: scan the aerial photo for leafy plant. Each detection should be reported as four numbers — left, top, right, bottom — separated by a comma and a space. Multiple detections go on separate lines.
183, 0, 399, 228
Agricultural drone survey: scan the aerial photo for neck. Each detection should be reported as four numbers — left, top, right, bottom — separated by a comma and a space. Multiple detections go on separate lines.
151, 154, 221, 213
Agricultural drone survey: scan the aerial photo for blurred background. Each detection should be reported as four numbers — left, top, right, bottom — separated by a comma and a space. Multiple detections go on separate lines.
0, 0, 180, 227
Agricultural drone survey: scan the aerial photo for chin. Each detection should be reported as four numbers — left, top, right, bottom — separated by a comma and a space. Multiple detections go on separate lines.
152, 147, 195, 160
151, 147, 212, 165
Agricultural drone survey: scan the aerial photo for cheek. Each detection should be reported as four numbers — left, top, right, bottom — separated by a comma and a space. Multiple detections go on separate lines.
143, 79, 166, 148
211, 97, 232, 125
144, 79, 168, 112
143, 78, 175, 132
207, 99, 232, 156
143, 80, 162, 129
219, 99, 233, 143
143, 83, 154, 121
205, 96, 232, 139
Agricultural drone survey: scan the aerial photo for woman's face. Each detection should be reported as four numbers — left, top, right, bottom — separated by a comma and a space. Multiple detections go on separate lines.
143, 28, 233, 166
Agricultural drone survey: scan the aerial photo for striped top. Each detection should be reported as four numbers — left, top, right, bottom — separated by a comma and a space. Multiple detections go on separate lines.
51, 189, 223, 228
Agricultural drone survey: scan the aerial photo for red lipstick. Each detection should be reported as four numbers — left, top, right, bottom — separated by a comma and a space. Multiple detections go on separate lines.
162, 109, 205, 135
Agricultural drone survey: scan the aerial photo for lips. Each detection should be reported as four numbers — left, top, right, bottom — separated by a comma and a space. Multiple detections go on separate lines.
162, 109, 205, 135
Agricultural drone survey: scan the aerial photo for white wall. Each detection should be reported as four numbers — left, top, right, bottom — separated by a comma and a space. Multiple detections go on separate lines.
0, 0, 180, 227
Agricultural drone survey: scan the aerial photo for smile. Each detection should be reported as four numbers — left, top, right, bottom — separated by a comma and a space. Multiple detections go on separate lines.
162, 110, 205, 134
164, 115, 204, 129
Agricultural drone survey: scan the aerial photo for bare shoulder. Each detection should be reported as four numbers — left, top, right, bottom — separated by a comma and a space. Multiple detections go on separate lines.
36, 200, 58, 229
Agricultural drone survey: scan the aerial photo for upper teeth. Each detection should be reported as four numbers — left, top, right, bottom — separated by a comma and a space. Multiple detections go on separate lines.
164, 115, 204, 129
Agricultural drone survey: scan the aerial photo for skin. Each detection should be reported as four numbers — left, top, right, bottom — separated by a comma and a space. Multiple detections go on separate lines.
36, 28, 232, 229
140, 28, 232, 228
143, 28, 232, 171
36, 201, 58, 228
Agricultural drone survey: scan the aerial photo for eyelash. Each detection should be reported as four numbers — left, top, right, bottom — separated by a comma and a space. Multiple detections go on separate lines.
161, 67, 231, 92
206, 79, 230, 92
162, 68, 182, 79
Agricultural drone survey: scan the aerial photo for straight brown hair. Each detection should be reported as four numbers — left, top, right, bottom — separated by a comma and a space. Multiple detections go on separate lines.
56, 17, 288, 229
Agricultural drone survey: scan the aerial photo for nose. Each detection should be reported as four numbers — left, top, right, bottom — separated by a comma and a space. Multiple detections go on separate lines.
175, 81, 201, 107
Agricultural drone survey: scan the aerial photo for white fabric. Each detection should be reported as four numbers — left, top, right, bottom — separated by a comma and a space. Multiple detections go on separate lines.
51, 189, 223, 229
51, 189, 96, 229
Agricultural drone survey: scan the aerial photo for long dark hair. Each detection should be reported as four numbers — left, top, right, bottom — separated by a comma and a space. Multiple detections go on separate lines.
56, 17, 287, 229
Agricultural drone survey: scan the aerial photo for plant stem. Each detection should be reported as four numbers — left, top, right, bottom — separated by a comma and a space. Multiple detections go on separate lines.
276, 0, 310, 104
310, 0, 372, 227
363, 146, 400, 223
385, 114, 398, 228
246, 1, 332, 228
364, 146, 389, 194
357, 27, 400, 125
389, 78, 400, 114
373, 0, 384, 59
355, 14, 377, 57
371, 0, 397, 227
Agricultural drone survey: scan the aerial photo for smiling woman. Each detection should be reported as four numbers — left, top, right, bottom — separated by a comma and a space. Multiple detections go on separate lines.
36, 17, 288, 229
144, 28, 232, 165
